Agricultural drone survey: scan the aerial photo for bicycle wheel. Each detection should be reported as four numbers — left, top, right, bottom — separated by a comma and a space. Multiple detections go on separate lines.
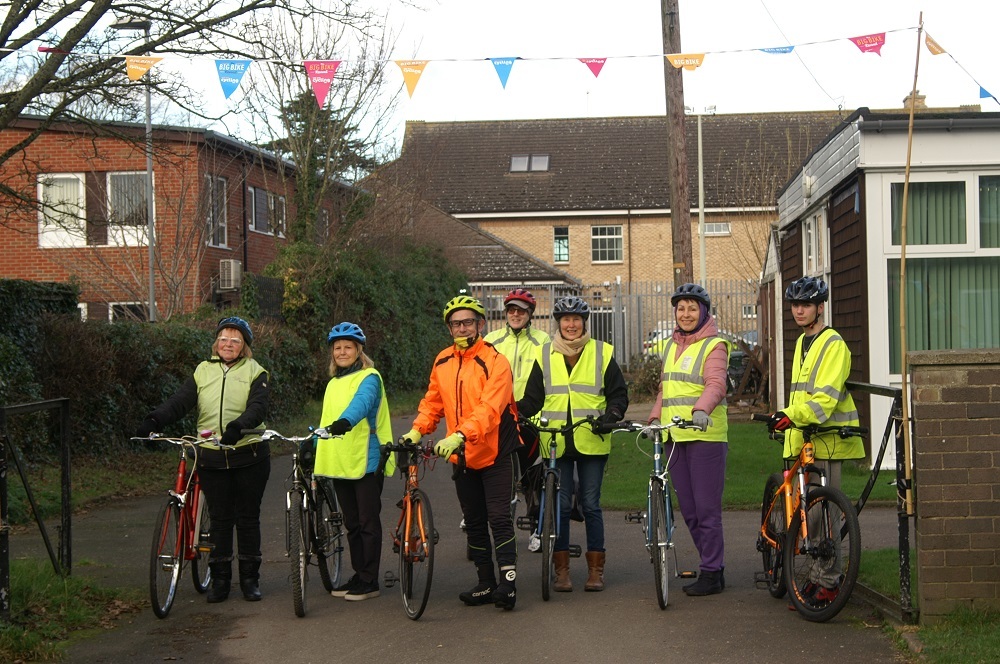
760, 472, 787, 599
399, 489, 434, 620
190, 491, 211, 594
288, 490, 308, 618
315, 490, 344, 593
784, 485, 861, 622
649, 480, 670, 609
149, 497, 183, 619
540, 472, 556, 601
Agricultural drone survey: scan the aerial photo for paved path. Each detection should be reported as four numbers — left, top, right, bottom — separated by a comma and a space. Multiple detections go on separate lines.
11, 405, 908, 663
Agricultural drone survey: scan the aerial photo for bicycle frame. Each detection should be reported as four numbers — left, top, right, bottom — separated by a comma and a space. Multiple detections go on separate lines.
759, 438, 824, 551
392, 445, 433, 563
170, 446, 207, 563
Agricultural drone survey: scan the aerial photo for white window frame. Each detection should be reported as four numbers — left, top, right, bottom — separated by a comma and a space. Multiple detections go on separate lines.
882, 173, 987, 256
205, 175, 228, 247
742, 304, 757, 319
510, 155, 529, 172
37, 173, 86, 248
106, 171, 147, 247
530, 154, 549, 172
553, 226, 569, 263
268, 192, 286, 237
591, 224, 623, 264
703, 221, 731, 236
108, 301, 147, 322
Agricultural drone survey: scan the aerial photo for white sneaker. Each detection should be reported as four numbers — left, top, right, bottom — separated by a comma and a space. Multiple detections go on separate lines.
459, 518, 467, 531
528, 533, 541, 552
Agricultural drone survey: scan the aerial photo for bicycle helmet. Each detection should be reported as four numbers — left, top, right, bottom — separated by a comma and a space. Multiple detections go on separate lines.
503, 288, 537, 312
216, 316, 253, 346
327, 322, 366, 346
670, 283, 711, 308
442, 294, 486, 323
552, 295, 590, 321
784, 277, 829, 303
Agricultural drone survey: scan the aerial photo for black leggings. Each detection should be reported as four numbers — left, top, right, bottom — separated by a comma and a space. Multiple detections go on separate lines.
199, 457, 271, 563
455, 454, 517, 570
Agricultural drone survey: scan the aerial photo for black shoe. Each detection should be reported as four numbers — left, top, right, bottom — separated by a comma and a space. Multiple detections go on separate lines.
240, 578, 262, 601
684, 570, 723, 596
459, 582, 496, 606
492, 582, 516, 611
345, 580, 380, 601
207, 578, 231, 603
331, 574, 360, 598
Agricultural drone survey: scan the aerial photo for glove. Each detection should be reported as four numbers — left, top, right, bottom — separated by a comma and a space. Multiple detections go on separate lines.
692, 410, 713, 432
434, 432, 464, 459
220, 422, 243, 447
768, 411, 793, 433
135, 416, 159, 438
399, 428, 421, 446
597, 408, 623, 425
326, 418, 351, 436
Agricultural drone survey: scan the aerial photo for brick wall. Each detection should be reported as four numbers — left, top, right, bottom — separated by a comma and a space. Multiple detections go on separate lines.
910, 349, 1000, 623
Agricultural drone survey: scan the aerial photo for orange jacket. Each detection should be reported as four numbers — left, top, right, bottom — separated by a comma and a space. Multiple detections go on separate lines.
412, 336, 520, 470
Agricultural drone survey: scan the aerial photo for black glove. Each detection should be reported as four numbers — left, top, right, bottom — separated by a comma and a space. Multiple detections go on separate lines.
598, 408, 623, 425
135, 416, 159, 438
220, 422, 243, 447
326, 418, 352, 436
767, 411, 793, 433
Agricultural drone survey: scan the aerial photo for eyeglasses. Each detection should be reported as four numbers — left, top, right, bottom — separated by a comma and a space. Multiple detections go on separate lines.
447, 318, 479, 331
505, 306, 528, 314
217, 336, 244, 345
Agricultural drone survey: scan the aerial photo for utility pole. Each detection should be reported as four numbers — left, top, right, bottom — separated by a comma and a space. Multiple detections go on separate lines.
661, 0, 693, 285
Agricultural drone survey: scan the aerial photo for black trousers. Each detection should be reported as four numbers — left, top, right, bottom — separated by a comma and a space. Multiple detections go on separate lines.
331, 472, 385, 585
199, 456, 271, 566
455, 454, 517, 571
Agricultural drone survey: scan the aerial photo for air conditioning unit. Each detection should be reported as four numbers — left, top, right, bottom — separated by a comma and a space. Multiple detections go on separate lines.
219, 259, 242, 291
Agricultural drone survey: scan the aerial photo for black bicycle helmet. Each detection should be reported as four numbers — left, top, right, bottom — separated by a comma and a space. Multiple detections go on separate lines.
216, 316, 253, 346
327, 322, 366, 346
784, 276, 829, 303
552, 295, 590, 321
670, 283, 711, 308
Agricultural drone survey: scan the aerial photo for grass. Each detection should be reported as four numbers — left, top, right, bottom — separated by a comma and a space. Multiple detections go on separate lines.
858, 547, 917, 601
602, 421, 898, 511
919, 608, 1000, 663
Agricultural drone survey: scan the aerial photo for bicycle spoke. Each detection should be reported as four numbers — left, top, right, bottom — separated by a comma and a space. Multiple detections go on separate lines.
541, 472, 556, 601
190, 491, 211, 594
650, 481, 669, 609
149, 498, 183, 619
760, 472, 787, 599
288, 491, 308, 617
400, 490, 434, 619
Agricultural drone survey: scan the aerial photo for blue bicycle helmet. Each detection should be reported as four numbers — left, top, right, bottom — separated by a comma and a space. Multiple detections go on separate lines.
784, 277, 829, 303
327, 322, 366, 346
552, 295, 590, 321
216, 316, 253, 346
671, 283, 711, 308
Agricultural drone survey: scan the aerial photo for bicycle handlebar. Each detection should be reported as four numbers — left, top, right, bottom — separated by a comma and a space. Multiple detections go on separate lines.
241, 428, 337, 444
749, 413, 869, 439
519, 415, 605, 435
608, 416, 700, 435
130, 432, 237, 449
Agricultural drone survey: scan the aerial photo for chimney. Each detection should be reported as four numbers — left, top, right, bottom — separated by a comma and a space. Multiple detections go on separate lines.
903, 90, 927, 110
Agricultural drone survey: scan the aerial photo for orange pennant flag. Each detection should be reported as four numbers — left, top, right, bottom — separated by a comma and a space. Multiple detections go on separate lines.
666, 53, 705, 71
126, 56, 162, 81
924, 33, 946, 55
395, 60, 429, 98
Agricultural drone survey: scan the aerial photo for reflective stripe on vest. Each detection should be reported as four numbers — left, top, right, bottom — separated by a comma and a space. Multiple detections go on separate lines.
194, 358, 267, 449
485, 326, 549, 400
538, 339, 613, 456
659, 337, 728, 443
315, 368, 394, 479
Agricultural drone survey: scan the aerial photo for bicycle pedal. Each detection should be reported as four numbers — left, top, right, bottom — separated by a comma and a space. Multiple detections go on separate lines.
196, 544, 214, 554
678, 570, 697, 579
753, 571, 770, 588
433, 529, 440, 545
625, 511, 643, 523
383, 571, 397, 588
516, 515, 536, 531
568, 544, 582, 558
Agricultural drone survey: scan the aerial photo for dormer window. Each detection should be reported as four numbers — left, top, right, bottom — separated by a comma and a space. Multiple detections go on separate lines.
510, 154, 549, 172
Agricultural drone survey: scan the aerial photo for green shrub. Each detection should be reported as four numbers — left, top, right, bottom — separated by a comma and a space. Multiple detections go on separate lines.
624, 353, 662, 400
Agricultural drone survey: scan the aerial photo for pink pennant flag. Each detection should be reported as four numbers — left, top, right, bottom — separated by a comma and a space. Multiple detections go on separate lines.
849, 32, 886, 55
579, 58, 607, 78
304, 60, 342, 108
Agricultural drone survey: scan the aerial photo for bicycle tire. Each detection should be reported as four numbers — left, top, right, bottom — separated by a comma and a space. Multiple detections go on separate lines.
784, 485, 861, 622
288, 490, 308, 618
650, 480, 670, 609
400, 489, 434, 620
540, 472, 556, 601
190, 491, 211, 594
149, 497, 183, 619
315, 489, 344, 593
760, 472, 787, 599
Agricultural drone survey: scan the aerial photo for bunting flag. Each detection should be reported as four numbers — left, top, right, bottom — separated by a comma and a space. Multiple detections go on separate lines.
304, 60, 341, 107
395, 60, 429, 97
125, 56, 162, 81
759, 46, 795, 55
667, 53, 705, 71
489, 57, 518, 89
216, 59, 252, 99
980, 87, 995, 100
849, 32, 886, 55
579, 58, 607, 78
924, 33, 946, 56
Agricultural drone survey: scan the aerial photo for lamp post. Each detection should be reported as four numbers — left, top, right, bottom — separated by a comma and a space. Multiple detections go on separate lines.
111, 19, 156, 322
685, 105, 716, 285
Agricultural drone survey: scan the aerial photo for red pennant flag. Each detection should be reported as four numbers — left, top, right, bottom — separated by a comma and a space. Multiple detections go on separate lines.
849, 32, 886, 55
579, 58, 607, 78
304, 60, 342, 108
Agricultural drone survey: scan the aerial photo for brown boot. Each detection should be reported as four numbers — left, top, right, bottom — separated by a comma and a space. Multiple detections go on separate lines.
584, 551, 605, 592
553, 551, 572, 592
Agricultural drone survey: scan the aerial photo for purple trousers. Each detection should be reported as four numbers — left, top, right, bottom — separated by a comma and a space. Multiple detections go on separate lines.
667, 440, 728, 573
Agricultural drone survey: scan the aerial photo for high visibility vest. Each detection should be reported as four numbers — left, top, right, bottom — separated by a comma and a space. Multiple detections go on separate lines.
484, 325, 550, 400
315, 368, 395, 479
659, 337, 729, 443
784, 328, 863, 460
538, 339, 613, 456
194, 357, 267, 449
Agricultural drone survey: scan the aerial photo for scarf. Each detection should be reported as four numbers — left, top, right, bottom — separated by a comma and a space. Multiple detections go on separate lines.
552, 331, 591, 357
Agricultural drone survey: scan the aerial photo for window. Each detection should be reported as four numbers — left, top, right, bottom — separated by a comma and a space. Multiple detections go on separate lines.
107, 172, 147, 227
530, 154, 549, 171
205, 175, 227, 247
979, 175, 1000, 248
249, 186, 268, 233
317, 207, 331, 242
742, 304, 757, 319
269, 192, 286, 236
510, 154, 550, 172
38, 174, 86, 247
703, 222, 731, 236
510, 155, 529, 172
891, 181, 966, 246
553, 226, 569, 263
109, 302, 147, 322
802, 211, 829, 277
591, 225, 623, 263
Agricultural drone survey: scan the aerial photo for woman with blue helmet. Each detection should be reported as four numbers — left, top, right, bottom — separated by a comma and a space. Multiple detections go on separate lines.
136, 316, 271, 603
317, 322, 394, 601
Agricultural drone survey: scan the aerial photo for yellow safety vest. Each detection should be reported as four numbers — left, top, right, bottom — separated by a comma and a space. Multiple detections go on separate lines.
315, 368, 395, 479
484, 326, 550, 400
784, 328, 863, 460
538, 339, 613, 456
659, 337, 729, 443
193, 357, 267, 449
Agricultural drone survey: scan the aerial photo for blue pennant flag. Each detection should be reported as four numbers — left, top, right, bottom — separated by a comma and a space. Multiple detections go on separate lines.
489, 57, 518, 89
980, 86, 995, 100
216, 59, 252, 99
759, 46, 795, 54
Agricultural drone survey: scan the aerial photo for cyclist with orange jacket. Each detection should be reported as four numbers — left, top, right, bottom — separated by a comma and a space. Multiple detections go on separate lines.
400, 295, 521, 610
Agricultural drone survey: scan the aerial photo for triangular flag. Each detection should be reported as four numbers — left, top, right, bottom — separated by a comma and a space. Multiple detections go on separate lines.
980, 87, 995, 100
304, 60, 342, 107
489, 57, 518, 89
759, 46, 794, 55
126, 56, 162, 81
924, 33, 946, 56
666, 53, 705, 71
849, 32, 886, 55
395, 60, 429, 97
216, 59, 252, 99
579, 58, 607, 78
